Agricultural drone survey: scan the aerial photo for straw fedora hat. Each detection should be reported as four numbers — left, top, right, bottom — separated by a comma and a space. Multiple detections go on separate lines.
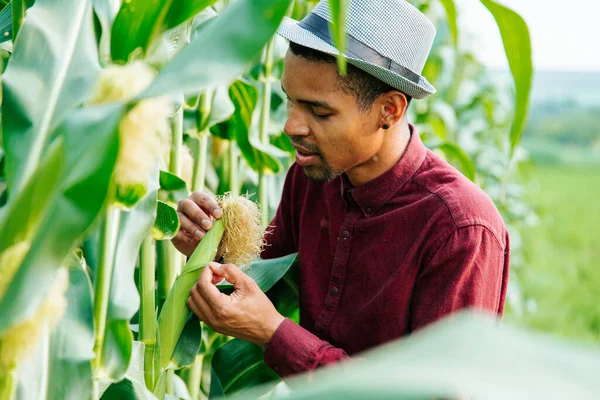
277, 0, 437, 99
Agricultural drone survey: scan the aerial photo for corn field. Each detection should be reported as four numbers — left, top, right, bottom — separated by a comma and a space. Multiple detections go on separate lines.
0, 0, 599, 399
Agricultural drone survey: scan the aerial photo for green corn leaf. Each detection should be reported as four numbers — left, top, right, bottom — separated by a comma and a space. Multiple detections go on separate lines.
328, 0, 348, 74
110, 0, 174, 62
228, 80, 284, 174
163, 0, 218, 31
1, 0, 100, 194
152, 200, 180, 241
480, 0, 533, 155
46, 252, 95, 400
0, 0, 35, 44
170, 314, 202, 370
0, 103, 123, 336
439, 0, 458, 46
430, 142, 476, 182
101, 341, 159, 400
159, 170, 189, 205
217, 253, 298, 294
210, 339, 279, 398
231, 311, 600, 400
141, 0, 293, 98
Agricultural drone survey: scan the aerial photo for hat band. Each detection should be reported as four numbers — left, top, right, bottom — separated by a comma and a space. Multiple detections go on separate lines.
297, 13, 421, 85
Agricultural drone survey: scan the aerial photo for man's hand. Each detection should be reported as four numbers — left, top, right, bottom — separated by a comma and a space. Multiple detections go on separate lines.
172, 191, 223, 257
187, 262, 285, 347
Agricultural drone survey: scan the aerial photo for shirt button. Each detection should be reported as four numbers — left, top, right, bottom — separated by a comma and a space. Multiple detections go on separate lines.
341, 230, 350, 239
365, 207, 372, 214
331, 287, 339, 295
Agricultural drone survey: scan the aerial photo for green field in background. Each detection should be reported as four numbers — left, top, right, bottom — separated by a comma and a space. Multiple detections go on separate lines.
506, 165, 600, 343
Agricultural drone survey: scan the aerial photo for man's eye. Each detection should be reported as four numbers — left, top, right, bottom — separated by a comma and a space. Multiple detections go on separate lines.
312, 110, 331, 119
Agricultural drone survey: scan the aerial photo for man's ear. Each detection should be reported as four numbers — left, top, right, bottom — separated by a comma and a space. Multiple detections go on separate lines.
380, 91, 408, 128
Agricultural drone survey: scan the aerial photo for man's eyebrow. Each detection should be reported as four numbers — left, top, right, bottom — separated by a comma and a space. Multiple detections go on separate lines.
281, 84, 333, 110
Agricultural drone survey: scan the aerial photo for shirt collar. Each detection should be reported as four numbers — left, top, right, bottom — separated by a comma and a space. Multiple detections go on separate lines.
339, 124, 427, 217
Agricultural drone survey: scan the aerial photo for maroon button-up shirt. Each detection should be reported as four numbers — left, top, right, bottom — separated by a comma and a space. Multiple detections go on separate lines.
260, 127, 510, 378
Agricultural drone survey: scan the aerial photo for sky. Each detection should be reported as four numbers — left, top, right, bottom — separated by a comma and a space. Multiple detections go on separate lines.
456, 0, 600, 72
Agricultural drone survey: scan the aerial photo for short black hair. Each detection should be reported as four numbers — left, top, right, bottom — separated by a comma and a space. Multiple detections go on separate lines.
289, 41, 412, 112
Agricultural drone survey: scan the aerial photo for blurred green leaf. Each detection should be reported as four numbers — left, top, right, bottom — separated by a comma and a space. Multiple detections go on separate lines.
110, 0, 173, 62
439, 0, 458, 46
328, 0, 348, 74
232, 311, 600, 400
163, 0, 218, 31
0, 104, 123, 336
142, 0, 293, 98
480, 0, 533, 155
159, 170, 189, 204
152, 200, 180, 241
1, 0, 100, 193
44, 252, 95, 399
0, 0, 35, 44
101, 341, 159, 400
210, 339, 279, 398
228, 80, 283, 174
430, 142, 476, 181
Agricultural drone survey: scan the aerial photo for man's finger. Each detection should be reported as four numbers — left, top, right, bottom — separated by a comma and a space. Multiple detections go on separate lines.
190, 191, 223, 219
178, 212, 204, 240
186, 297, 204, 319
209, 262, 249, 290
179, 199, 213, 231
196, 265, 229, 309
189, 284, 215, 322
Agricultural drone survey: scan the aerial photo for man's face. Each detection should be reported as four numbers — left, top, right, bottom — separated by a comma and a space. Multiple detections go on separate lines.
281, 50, 385, 183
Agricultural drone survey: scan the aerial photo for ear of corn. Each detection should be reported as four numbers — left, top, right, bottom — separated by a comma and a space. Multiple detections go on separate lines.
155, 194, 264, 376
157, 218, 225, 373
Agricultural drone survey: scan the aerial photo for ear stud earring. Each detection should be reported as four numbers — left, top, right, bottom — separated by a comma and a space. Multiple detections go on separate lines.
382, 124, 389, 130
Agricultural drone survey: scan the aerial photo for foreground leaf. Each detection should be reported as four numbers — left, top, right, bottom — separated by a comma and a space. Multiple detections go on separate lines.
232, 311, 600, 400
0, 104, 123, 336
46, 252, 95, 400
480, 0, 533, 154
1, 0, 100, 193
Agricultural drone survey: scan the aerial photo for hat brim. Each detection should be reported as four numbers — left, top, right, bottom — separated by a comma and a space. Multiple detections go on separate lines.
276, 17, 436, 100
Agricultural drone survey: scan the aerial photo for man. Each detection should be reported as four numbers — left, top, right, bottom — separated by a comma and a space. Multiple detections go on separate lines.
173, 0, 510, 378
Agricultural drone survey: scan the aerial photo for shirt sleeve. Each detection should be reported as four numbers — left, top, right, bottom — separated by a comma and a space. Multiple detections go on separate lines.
263, 318, 349, 378
410, 224, 509, 332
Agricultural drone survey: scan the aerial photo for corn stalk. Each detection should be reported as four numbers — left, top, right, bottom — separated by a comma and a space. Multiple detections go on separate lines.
258, 37, 275, 227
139, 234, 157, 389
91, 206, 121, 393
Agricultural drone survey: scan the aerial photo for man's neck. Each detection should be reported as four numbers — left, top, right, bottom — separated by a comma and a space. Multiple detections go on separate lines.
345, 122, 411, 187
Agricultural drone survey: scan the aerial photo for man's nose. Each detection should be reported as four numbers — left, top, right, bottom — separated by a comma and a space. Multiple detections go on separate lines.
283, 107, 310, 138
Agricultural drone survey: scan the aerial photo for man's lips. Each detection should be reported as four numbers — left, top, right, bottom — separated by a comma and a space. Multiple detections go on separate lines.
292, 145, 320, 166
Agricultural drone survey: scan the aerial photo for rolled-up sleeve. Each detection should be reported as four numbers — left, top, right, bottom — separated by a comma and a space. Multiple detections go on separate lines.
263, 318, 349, 378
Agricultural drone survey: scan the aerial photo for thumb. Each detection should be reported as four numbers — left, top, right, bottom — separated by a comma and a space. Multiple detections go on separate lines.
209, 262, 247, 288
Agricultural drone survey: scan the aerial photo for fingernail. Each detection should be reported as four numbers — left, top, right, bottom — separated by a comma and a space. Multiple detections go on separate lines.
213, 208, 223, 218
209, 262, 221, 268
195, 230, 203, 239
201, 219, 211, 230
